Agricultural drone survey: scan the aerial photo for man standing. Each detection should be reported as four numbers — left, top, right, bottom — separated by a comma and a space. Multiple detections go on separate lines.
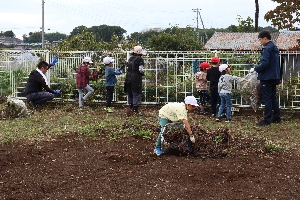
251, 31, 281, 126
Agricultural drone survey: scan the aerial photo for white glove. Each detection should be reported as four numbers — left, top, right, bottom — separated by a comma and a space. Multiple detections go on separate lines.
250, 68, 255, 73
190, 135, 195, 143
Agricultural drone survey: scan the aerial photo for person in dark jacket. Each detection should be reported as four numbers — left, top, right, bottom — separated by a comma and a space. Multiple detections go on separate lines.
104, 56, 122, 113
25, 57, 60, 110
206, 56, 221, 117
251, 30, 281, 126
124, 45, 145, 115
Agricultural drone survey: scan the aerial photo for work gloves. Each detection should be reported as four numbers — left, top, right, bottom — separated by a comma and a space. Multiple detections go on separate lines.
50, 56, 58, 66
53, 90, 60, 94
190, 135, 195, 143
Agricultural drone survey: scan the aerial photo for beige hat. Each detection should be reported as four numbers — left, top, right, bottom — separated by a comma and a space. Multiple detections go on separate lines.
132, 45, 145, 55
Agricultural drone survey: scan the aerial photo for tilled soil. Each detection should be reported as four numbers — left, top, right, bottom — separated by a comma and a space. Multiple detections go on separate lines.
0, 132, 299, 200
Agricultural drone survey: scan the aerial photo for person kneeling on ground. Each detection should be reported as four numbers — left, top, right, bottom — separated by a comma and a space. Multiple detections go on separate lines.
154, 96, 198, 155
25, 57, 60, 110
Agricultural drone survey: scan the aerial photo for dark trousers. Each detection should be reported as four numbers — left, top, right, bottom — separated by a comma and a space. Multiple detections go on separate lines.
26, 92, 54, 105
106, 86, 114, 107
260, 80, 280, 123
127, 92, 141, 107
210, 87, 219, 115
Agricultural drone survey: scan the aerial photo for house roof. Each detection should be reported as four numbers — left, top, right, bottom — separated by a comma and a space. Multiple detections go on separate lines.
203, 32, 300, 51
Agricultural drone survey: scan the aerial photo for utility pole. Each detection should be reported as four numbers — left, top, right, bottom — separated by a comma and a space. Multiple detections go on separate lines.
192, 8, 208, 43
192, 8, 199, 31
42, 0, 45, 48
198, 9, 208, 41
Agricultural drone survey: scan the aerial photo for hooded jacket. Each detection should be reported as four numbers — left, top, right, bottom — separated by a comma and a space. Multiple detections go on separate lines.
255, 41, 280, 80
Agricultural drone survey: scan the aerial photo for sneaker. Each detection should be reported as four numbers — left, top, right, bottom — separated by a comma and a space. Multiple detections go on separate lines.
256, 120, 271, 126
107, 107, 114, 113
271, 118, 281, 123
216, 118, 221, 122
154, 148, 164, 155
29, 101, 38, 110
211, 114, 216, 117
225, 119, 233, 123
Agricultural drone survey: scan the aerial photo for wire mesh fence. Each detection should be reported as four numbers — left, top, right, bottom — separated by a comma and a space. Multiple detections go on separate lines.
0, 50, 300, 109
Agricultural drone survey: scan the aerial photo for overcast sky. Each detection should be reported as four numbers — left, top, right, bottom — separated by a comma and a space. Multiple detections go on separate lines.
0, 0, 279, 39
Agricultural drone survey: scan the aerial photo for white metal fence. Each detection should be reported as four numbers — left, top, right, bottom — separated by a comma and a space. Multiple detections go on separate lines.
1, 50, 300, 109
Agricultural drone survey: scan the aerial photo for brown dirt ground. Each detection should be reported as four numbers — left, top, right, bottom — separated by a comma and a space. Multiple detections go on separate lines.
0, 106, 300, 199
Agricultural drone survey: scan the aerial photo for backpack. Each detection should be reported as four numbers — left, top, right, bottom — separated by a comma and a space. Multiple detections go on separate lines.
124, 56, 139, 85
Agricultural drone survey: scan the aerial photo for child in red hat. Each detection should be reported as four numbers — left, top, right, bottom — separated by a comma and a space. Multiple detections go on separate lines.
207, 56, 221, 117
195, 62, 210, 114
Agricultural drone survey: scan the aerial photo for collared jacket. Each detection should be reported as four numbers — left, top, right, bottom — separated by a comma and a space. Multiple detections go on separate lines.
254, 41, 280, 80
25, 70, 54, 95
76, 65, 91, 89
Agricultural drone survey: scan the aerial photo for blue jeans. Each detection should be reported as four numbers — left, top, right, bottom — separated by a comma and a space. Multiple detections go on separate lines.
260, 80, 280, 123
218, 93, 232, 120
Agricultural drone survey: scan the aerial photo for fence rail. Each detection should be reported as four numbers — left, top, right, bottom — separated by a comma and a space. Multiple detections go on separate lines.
0, 50, 300, 109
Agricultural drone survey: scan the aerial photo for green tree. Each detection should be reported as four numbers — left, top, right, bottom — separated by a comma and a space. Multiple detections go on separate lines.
227, 25, 239, 32
148, 25, 203, 51
2, 30, 15, 38
53, 29, 100, 51
264, 0, 300, 30
88, 25, 126, 42
25, 31, 42, 43
69, 25, 87, 38
129, 28, 162, 46
23, 31, 68, 43
45, 32, 67, 43
236, 15, 254, 32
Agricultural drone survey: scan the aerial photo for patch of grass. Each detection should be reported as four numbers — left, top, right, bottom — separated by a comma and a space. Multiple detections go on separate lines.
264, 140, 281, 153
0, 103, 299, 152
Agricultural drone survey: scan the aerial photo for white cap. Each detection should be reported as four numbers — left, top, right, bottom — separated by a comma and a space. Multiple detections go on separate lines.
219, 64, 229, 72
184, 96, 199, 106
83, 57, 93, 63
132, 45, 145, 55
103, 57, 114, 64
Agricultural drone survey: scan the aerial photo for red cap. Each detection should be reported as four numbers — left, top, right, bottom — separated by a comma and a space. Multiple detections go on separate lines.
200, 62, 210, 69
211, 56, 220, 63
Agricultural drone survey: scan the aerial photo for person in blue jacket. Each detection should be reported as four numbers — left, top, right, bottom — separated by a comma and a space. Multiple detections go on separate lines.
104, 56, 122, 113
251, 31, 281, 126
